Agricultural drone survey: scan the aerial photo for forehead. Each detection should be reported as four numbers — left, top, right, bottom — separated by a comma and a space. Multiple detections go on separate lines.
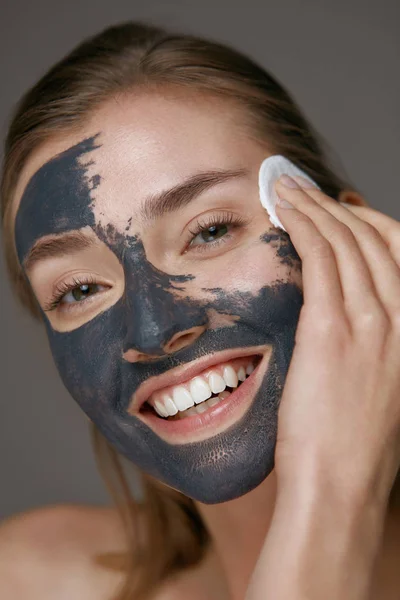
13, 92, 270, 265
13, 91, 264, 219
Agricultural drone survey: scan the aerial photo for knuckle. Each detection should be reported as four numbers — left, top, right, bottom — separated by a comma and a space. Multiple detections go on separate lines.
361, 221, 381, 240
309, 237, 333, 260
316, 315, 347, 339
301, 308, 344, 336
336, 223, 357, 244
354, 307, 389, 334
315, 316, 342, 337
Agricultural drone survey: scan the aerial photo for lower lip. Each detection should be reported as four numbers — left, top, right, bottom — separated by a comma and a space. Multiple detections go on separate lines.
137, 352, 271, 444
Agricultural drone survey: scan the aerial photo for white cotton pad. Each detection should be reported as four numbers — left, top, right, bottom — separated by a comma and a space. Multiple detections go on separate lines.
258, 155, 320, 232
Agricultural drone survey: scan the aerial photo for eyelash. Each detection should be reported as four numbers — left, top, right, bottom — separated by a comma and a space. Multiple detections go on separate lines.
44, 211, 247, 312
43, 274, 101, 313
185, 211, 247, 253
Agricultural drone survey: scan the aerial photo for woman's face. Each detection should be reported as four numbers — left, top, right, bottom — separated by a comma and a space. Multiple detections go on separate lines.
12, 91, 303, 503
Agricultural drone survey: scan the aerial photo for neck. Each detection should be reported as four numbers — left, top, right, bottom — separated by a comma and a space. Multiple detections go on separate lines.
195, 470, 278, 600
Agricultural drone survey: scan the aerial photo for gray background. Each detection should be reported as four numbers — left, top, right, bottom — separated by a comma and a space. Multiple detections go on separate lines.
1, 0, 399, 519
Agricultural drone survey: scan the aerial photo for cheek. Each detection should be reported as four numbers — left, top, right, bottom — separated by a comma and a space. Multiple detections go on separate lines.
46, 306, 125, 416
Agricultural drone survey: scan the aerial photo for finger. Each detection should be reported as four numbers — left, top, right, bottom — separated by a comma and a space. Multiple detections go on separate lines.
338, 203, 400, 316
288, 177, 400, 317
275, 177, 384, 324
272, 205, 345, 319
340, 203, 400, 265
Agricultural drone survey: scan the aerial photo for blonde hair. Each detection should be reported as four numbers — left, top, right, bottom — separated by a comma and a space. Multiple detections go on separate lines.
2, 20, 398, 600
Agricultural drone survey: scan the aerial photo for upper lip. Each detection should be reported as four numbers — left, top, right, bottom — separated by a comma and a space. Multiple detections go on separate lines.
128, 346, 266, 414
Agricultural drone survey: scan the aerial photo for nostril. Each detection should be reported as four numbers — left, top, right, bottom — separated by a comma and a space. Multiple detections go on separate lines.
123, 348, 164, 363
164, 325, 205, 354
179, 332, 193, 344
164, 332, 195, 353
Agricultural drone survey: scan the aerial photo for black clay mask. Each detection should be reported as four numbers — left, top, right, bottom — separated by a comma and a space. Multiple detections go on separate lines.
15, 136, 303, 504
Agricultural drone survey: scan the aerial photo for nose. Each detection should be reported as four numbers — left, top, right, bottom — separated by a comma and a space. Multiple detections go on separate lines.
123, 324, 206, 363
121, 245, 209, 363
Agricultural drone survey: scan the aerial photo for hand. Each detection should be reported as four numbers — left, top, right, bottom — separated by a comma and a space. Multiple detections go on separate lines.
272, 176, 400, 507
244, 177, 400, 600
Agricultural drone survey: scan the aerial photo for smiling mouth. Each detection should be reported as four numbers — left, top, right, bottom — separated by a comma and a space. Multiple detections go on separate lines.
140, 354, 263, 421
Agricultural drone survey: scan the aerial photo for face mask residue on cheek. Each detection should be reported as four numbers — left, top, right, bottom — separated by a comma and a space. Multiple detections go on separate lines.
15, 135, 303, 504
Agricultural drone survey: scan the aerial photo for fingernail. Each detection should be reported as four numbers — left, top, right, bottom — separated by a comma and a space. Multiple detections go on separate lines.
277, 198, 294, 209
279, 174, 300, 188
340, 201, 352, 208
293, 175, 316, 189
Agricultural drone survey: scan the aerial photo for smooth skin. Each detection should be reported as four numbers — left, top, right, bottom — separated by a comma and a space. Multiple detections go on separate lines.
1, 94, 399, 600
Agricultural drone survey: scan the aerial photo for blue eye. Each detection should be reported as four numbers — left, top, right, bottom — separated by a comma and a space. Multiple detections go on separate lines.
44, 277, 108, 312
61, 283, 105, 304
191, 223, 229, 245
187, 212, 247, 252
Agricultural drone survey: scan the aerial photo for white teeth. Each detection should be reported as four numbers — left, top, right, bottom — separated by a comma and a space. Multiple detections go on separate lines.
246, 363, 254, 375
154, 399, 170, 418
163, 395, 179, 416
153, 383, 236, 420
223, 365, 238, 388
172, 387, 194, 411
208, 372, 226, 394
149, 358, 258, 418
237, 366, 246, 381
189, 376, 212, 404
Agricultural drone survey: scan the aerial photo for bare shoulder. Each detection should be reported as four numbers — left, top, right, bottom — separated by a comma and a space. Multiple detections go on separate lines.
0, 504, 127, 600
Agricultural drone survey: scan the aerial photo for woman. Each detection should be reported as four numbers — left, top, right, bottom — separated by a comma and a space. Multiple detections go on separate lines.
1, 21, 399, 600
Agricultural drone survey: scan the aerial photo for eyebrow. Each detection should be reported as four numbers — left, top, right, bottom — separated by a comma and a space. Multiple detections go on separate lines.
22, 168, 250, 273
23, 231, 95, 274
139, 168, 250, 222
